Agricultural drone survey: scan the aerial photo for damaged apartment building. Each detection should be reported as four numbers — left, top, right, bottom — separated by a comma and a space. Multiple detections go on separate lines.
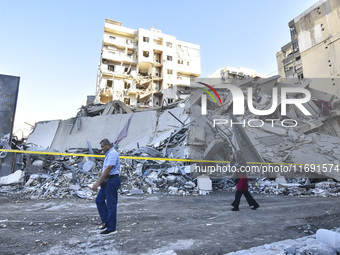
95, 19, 201, 108
276, 0, 340, 97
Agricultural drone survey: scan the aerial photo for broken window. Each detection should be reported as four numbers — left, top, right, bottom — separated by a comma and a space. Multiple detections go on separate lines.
108, 65, 115, 71
292, 40, 299, 51
107, 80, 113, 88
290, 26, 297, 37
143, 37, 149, 42
124, 82, 130, 89
127, 49, 134, 58
143, 51, 149, 58
154, 53, 161, 63
167, 69, 173, 75
166, 42, 172, 47
124, 98, 130, 105
167, 56, 172, 61
154, 37, 163, 45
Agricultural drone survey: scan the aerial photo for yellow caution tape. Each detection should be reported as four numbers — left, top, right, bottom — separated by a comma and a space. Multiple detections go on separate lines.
0, 149, 337, 166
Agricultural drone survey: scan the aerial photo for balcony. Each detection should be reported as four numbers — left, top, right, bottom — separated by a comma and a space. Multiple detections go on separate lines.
104, 22, 137, 37
103, 34, 137, 49
102, 49, 137, 64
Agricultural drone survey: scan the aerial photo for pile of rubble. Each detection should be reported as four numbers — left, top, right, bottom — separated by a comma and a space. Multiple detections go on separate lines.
2, 76, 340, 199
1, 148, 339, 199
0, 145, 200, 199
212, 177, 340, 197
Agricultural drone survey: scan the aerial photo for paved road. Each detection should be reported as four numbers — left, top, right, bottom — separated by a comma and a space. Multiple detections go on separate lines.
0, 192, 339, 254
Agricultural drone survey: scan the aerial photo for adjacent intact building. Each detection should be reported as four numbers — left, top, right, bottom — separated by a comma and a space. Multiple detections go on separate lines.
276, 0, 340, 96
95, 19, 201, 108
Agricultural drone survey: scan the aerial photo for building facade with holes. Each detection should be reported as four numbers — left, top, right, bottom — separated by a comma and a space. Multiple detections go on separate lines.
95, 19, 201, 108
276, 0, 340, 96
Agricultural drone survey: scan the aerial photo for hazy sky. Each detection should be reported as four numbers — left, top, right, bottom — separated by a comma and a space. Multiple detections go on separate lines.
0, 0, 318, 135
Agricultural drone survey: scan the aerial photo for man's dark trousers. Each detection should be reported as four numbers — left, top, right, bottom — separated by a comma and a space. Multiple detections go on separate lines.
96, 176, 121, 231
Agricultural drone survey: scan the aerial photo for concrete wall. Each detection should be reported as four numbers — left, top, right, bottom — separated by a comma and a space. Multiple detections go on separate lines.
50, 111, 158, 152
31, 106, 188, 153
26, 120, 60, 148
0, 74, 20, 177
277, 0, 340, 90
296, 0, 340, 78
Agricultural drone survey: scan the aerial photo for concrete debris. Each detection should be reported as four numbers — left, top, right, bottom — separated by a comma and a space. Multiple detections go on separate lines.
316, 229, 340, 252
2, 76, 340, 198
211, 177, 340, 197
195, 77, 340, 181
0, 170, 24, 185
1, 156, 339, 198
197, 175, 212, 192
228, 228, 340, 255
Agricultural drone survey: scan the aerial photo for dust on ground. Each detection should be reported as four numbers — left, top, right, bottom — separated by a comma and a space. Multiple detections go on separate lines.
0, 192, 339, 255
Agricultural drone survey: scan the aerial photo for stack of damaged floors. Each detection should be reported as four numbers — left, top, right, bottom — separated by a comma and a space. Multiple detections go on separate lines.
1, 76, 340, 198
189, 76, 340, 183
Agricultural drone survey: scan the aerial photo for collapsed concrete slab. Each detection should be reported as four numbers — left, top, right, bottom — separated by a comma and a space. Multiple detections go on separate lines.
50, 111, 157, 151
17, 75, 340, 194
26, 120, 60, 148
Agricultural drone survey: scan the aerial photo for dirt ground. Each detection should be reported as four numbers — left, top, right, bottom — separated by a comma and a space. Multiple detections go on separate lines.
0, 192, 339, 255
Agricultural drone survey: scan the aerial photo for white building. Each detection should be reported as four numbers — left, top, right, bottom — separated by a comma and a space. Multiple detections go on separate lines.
209, 66, 267, 81
96, 19, 201, 107
276, 0, 340, 96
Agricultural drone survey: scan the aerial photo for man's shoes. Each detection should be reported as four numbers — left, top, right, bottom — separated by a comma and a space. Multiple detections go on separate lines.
100, 229, 117, 235
251, 205, 260, 210
99, 223, 107, 230
231, 207, 239, 211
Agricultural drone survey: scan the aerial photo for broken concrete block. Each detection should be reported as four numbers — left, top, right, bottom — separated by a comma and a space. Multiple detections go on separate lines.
316, 229, 340, 252
146, 187, 153, 194
275, 176, 287, 184
288, 129, 299, 142
130, 189, 144, 195
0, 170, 24, 185
284, 246, 296, 255
306, 235, 338, 254
184, 181, 196, 189
166, 175, 176, 182
69, 184, 81, 190
197, 175, 212, 191
82, 161, 95, 172
32, 160, 44, 167
168, 186, 179, 194
76, 190, 93, 199
259, 123, 286, 135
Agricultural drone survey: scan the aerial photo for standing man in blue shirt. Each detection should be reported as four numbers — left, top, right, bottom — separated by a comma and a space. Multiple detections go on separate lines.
92, 138, 121, 235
